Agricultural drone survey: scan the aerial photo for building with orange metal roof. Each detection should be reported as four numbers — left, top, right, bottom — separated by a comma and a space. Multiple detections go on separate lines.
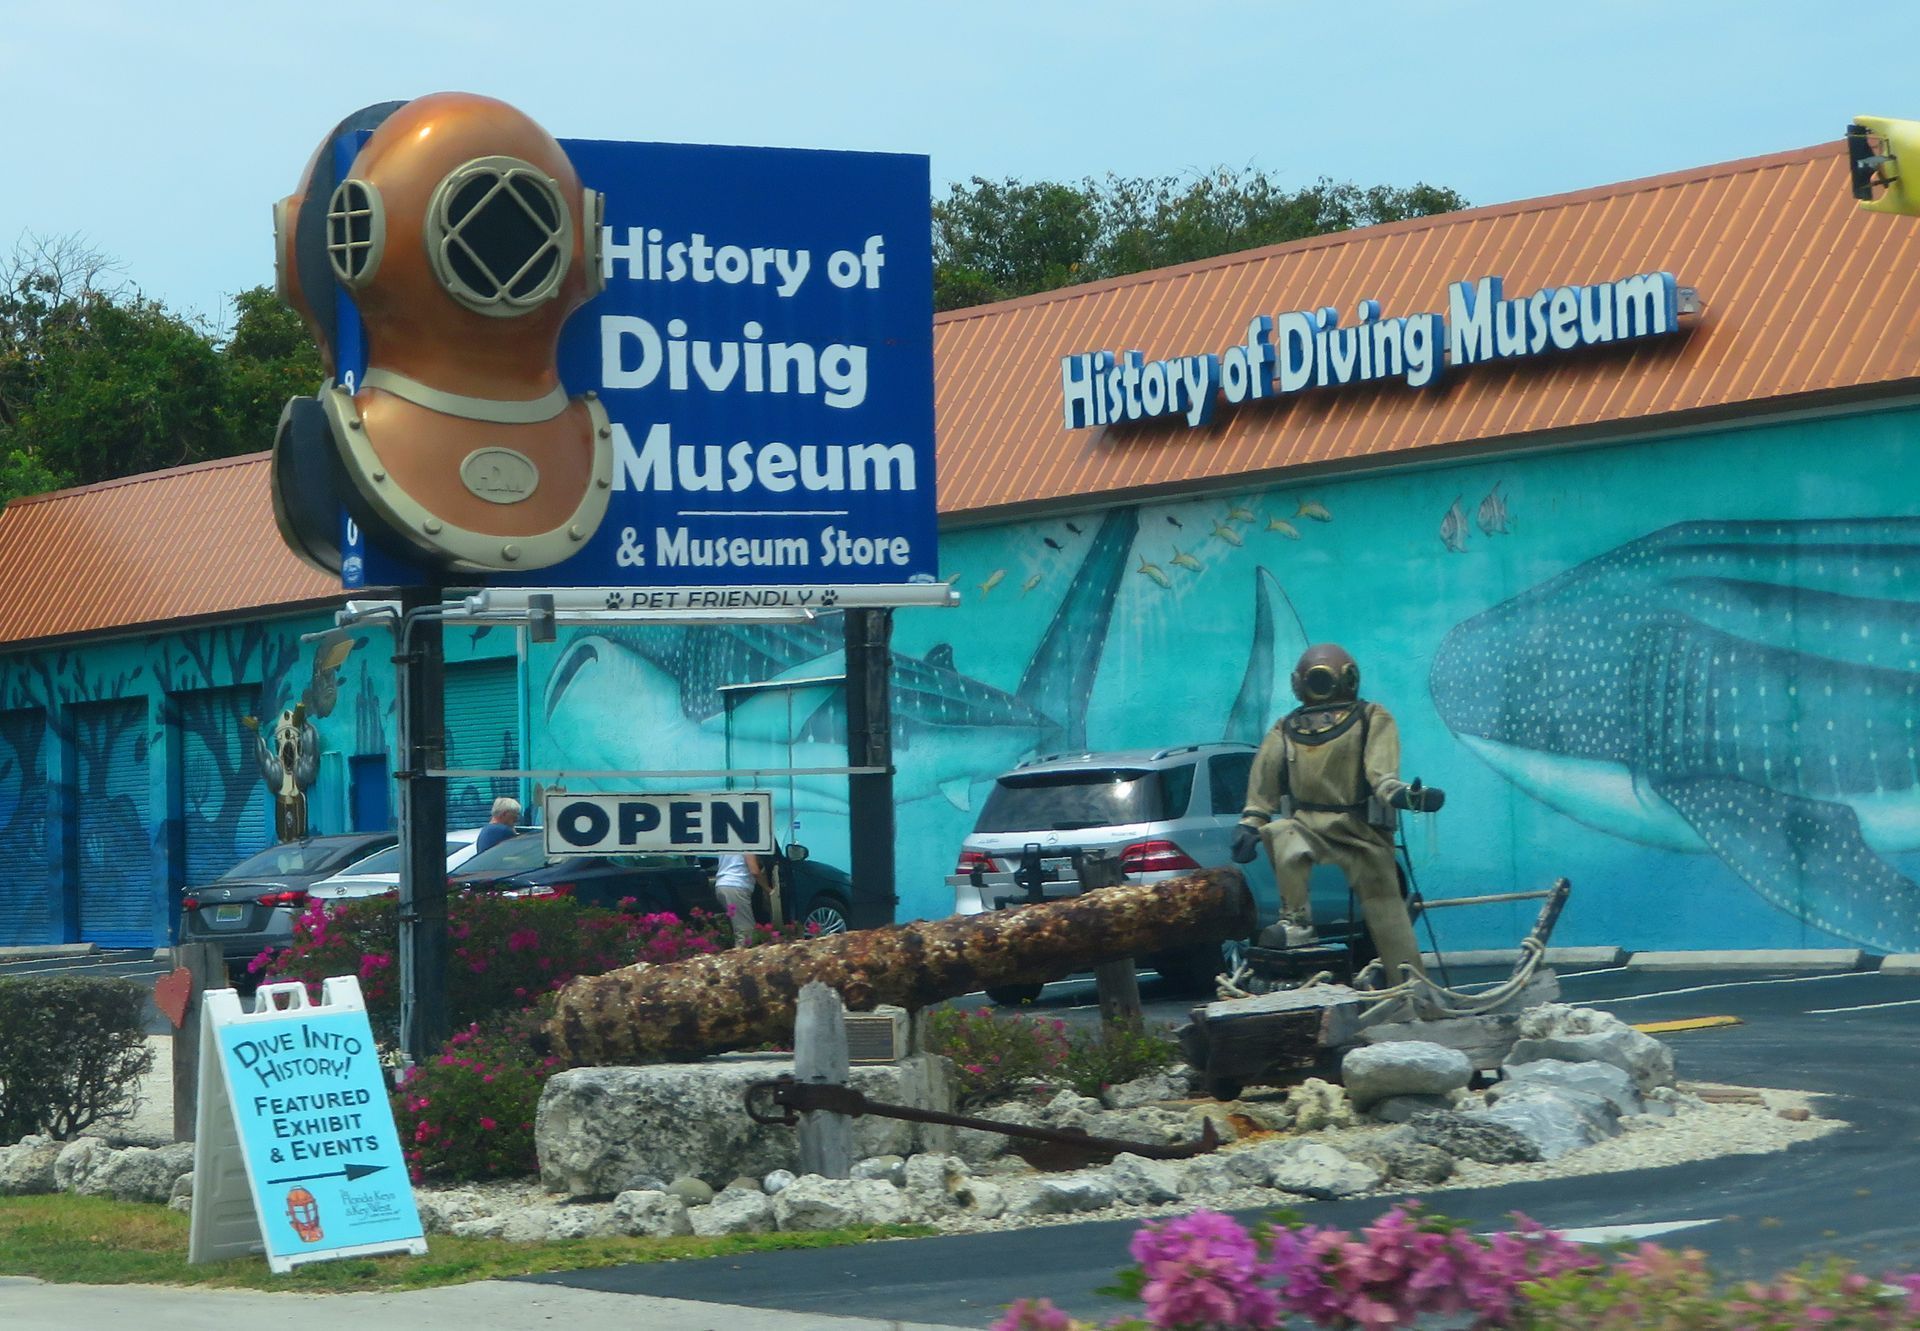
3, 139, 1918, 959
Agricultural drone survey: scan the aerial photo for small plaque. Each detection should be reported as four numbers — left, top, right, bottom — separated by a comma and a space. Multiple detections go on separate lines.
460, 447, 539, 504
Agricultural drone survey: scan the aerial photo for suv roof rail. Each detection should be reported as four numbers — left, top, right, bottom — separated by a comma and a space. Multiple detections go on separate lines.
1149, 743, 1205, 761
1019, 750, 1094, 768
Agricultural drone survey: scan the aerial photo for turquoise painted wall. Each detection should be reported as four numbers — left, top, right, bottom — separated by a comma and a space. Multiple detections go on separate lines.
537, 403, 1920, 954
6, 403, 1916, 955
0, 610, 526, 947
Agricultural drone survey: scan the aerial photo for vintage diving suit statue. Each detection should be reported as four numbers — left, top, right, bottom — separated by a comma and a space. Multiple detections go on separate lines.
1231, 644, 1445, 982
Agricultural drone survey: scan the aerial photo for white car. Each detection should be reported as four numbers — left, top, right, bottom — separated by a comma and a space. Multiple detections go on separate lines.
307, 828, 491, 901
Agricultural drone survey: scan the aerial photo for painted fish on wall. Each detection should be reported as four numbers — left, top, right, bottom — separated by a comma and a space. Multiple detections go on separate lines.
1430, 518, 1920, 951
542, 506, 1293, 823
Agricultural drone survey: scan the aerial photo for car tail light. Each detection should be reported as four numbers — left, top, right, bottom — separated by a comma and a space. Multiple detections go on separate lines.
506, 882, 574, 899
1118, 840, 1201, 874
257, 890, 309, 908
955, 850, 1002, 875
181, 896, 199, 912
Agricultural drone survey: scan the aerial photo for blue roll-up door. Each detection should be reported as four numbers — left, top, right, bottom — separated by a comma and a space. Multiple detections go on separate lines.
71, 699, 153, 946
177, 686, 272, 885
444, 660, 519, 829
0, 708, 54, 945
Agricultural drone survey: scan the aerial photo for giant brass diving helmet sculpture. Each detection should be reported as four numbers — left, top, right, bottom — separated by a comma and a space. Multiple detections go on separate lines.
270, 93, 612, 575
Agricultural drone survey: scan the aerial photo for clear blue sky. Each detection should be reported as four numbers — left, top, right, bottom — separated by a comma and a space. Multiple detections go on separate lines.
3, 0, 1914, 328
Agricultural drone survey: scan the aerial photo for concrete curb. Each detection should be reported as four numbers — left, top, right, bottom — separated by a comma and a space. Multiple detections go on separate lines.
0, 943, 98, 962
1626, 949, 1866, 972
1876, 954, 1920, 975
0, 1278, 974, 1329
1423, 947, 1626, 969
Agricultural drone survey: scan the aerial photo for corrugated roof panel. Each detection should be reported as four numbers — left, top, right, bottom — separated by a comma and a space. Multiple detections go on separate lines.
933, 142, 1920, 518
0, 454, 335, 648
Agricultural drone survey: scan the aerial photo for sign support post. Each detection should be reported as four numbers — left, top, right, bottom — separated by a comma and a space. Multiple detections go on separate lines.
397, 588, 449, 1065
844, 608, 897, 929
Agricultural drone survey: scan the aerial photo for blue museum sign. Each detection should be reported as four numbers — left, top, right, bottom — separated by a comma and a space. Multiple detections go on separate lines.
308, 119, 934, 591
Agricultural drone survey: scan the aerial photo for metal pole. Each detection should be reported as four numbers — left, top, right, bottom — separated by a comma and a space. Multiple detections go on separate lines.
842, 608, 896, 929
397, 588, 449, 1064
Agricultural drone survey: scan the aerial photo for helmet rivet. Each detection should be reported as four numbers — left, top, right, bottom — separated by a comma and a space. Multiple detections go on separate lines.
423, 518, 443, 535
568, 524, 585, 540
348, 419, 362, 431
371, 470, 386, 483
596, 477, 611, 489
597, 426, 611, 439
502, 544, 521, 561
585, 390, 598, 401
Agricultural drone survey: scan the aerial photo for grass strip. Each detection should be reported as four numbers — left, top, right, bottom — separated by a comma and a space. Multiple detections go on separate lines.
0, 1194, 932, 1292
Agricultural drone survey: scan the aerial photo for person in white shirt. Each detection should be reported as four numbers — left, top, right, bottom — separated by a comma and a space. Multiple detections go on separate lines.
713, 852, 766, 947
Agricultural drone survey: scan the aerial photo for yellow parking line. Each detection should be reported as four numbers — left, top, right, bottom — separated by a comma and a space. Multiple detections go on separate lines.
1632, 1015, 1743, 1033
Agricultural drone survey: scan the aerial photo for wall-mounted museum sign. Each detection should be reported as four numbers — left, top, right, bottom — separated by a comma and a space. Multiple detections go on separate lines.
1060, 270, 1687, 430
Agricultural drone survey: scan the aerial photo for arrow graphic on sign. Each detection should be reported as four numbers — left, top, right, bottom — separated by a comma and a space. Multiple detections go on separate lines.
267, 1162, 387, 1185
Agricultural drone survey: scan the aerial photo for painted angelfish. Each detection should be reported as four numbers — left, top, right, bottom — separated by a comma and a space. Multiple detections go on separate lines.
1439, 497, 1469, 553
1476, 482, 1511, 536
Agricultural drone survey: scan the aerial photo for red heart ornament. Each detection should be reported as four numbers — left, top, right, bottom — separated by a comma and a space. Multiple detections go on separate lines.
154, 967, 194, 1029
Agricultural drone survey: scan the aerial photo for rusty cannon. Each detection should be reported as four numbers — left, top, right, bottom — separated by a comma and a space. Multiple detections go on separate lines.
536, 867, 1255, 1066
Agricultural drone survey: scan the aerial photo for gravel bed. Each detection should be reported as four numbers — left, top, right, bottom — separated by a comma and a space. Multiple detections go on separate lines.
916, 1087, 1841, 1237
118, 1032, 1837, 1241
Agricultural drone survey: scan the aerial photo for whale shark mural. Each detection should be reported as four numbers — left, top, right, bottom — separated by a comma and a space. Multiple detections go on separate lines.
1430, 517, 1920, 952
541, 506, 1292, 827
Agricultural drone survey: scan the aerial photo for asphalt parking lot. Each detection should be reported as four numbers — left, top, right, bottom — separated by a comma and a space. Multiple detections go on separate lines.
529, 963, 1920, 1328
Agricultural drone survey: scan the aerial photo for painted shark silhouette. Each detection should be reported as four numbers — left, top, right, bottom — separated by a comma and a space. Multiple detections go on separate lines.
1429, 518, 1920, 951
543, 506, 1290, 819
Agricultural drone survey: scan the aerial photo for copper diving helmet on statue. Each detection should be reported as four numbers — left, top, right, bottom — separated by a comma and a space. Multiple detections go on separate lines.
1291, 644, 1360, 704
1285, 643, 1362, 741
271, 92, 611, 574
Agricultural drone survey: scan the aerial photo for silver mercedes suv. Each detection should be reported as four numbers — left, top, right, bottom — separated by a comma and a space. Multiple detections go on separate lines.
948, 742, 1350, 1000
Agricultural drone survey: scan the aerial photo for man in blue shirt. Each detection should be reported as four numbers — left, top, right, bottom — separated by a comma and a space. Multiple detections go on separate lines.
474, 797, 522, 854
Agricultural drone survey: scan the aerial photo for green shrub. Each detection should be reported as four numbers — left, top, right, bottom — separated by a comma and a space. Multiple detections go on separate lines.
921, 1006, 1071, 1107
922, 1008, 1182, 1108
0, 976, 154, 1140
1059, 1020, 1180, 1099
392, 1006, 558, 1183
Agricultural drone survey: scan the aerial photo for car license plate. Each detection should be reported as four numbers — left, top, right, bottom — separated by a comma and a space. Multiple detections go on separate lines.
213, 904, 244, 925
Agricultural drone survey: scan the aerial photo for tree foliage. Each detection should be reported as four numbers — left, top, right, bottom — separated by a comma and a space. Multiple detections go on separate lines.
934, 168, 1468, 310
0, 235, 321, 510
0, 166, 1468, 506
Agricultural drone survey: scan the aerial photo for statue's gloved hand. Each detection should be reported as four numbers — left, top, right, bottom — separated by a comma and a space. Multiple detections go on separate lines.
1230, 824, 1261, 864
1391, 783, 1446, 813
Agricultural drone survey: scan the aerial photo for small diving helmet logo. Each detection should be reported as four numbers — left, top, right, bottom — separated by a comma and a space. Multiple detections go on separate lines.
285, 1186, 324, 1244
270, 92, 611, 575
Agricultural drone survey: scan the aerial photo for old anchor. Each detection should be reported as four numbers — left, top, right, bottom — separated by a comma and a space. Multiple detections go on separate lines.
744, 1075, 1222, 1171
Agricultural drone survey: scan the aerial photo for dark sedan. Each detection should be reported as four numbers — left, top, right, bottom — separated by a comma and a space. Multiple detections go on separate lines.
180, 832, 398, 983
449, 832, 715, 914
449, 834, 859, 936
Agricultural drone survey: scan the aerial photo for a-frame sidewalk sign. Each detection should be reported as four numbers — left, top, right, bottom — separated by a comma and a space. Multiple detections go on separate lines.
188, 976, 426, 1272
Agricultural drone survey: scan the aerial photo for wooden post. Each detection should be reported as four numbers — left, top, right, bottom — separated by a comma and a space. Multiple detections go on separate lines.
170, 941, 226, 1142
793, 981, 854, 1179
1077, 852, 1142, 1027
